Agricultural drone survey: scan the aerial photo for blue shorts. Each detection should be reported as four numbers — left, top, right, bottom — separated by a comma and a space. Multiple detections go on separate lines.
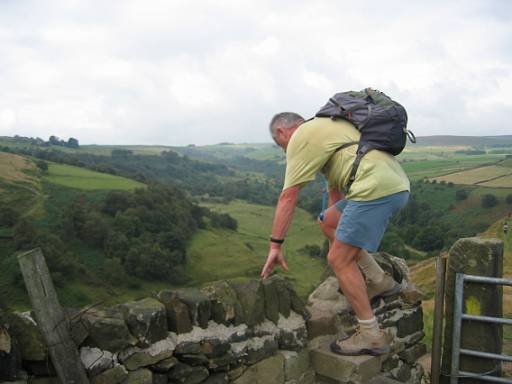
334, 191, 409, 252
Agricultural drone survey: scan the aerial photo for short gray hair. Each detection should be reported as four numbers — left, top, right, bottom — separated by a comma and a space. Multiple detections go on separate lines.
269, 112, 305, 139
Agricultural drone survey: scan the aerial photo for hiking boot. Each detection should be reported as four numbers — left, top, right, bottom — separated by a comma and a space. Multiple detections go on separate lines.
366, 273, 401, 301
330, 328, 390, 356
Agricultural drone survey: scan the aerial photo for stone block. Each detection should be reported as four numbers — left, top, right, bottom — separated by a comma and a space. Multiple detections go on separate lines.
227, 365, 246, 381
0, 331, 22, 382
367, 375, 403, 383
208, 352, 236, 371
118, 336, 176, 370
202, 372, 229, 383
24, 378, 61, 384
200, 338, 231, 357
151, 356, 178, 373
398, 343, 427, 365
262, 277, 280, 324
280, 350, 310, 381
232, 353, 285, 384
306, 310, 337, 339
90, 365, 128, 384
201, 281, 243, 326
167, 362, 209, 384
118, 298, 168, 347
229, 279, 266, 327
175, 288, 212, 329
231, 335, 278, 365
153, 373, 168, 384
157, 290, 193, 334
175, 341, 201, 355
177, 353, 209, 366
124, 368, 152, 384
79, 347, 113, 376
82, 307, 137, 352
396, 306, 423, 338
388, 360, 412, 382
309, 340, 381, 383
6, 312, 47, 361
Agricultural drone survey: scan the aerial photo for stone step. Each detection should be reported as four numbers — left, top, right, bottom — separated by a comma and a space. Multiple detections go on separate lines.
309, 339, 383, 383
367, 375, 403, 384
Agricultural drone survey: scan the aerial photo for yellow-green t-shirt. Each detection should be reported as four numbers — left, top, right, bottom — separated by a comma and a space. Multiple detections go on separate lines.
283, 117, 410, 201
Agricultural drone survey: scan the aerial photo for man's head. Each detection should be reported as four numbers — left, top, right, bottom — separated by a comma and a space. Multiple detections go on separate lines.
269, 112, 305, 151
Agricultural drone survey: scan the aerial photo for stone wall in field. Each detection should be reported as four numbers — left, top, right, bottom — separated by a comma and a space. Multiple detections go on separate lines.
0, 253, 427, 384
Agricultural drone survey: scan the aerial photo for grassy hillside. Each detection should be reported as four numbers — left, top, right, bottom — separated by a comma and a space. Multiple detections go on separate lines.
188, 200, 326, 298
44, 163, 144, 190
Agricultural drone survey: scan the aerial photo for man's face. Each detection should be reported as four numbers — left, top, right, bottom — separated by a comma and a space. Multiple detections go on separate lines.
272, 128, 288, 152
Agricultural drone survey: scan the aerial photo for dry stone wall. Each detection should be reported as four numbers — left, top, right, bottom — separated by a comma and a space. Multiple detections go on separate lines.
0, 253, 426, 384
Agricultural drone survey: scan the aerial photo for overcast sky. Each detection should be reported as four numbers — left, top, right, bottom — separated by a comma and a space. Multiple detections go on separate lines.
0, 0, 511, 146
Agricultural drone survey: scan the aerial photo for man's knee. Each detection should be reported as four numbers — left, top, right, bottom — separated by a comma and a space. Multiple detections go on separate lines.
327, 240, 360, 271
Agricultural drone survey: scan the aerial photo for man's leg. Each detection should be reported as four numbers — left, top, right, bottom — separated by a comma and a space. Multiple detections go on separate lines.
327, 240, 373, 319
327, 239, 389, 355
318, 206, 399, 299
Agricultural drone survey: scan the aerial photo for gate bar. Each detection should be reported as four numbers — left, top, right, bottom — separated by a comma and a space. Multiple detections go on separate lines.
462, 314, 512, 326
460, 348, 512, 362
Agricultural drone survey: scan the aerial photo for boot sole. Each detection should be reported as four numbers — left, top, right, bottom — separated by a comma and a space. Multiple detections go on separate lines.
330, 341, 390, 356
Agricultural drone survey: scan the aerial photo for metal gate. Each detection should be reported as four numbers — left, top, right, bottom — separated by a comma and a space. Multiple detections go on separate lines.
451, 273, 512, 383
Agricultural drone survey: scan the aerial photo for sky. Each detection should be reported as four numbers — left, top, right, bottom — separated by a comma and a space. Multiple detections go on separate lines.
0, 0, 511, 146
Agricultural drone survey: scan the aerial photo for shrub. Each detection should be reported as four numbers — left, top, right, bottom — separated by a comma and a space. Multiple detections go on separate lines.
481, 194, 498, 208
506, 194, 512, 205
455, 189, 468, 201
35, 159, 48, 172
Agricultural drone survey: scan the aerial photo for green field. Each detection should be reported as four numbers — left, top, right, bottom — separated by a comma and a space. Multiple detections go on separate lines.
401, 155, 506, 181
187, 200, 326, 298
44, 163, 144, 190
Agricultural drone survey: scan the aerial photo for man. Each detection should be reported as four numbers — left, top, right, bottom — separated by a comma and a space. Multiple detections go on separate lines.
260, 112, 410, 356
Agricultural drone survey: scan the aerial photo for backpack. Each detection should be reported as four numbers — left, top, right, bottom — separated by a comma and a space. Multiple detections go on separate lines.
315, 87, 416, 194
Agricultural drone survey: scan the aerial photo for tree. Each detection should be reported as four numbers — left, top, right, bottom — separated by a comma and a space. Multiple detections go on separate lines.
35, 159, 48, 173
112, 149, 133, 157
49, 135, 60, 145
455, 189, 468, 201
67, 137, 79, 148
481, 194, 498, 208
79, 212, 110, 247
0, 206, 19, 226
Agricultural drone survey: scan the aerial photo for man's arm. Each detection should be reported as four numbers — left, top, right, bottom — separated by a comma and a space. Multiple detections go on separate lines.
261, 185, 301, 278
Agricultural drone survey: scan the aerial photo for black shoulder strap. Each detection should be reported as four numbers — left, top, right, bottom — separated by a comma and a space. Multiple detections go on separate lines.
334, 141, 358, 153
341, 142, 373, 195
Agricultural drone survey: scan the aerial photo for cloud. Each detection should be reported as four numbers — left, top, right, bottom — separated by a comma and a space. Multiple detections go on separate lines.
0, 0, 510, 145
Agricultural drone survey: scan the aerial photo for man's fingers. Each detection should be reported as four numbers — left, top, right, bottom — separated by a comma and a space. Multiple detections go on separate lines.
261, 261, 273, 279
280, 258, 289, 271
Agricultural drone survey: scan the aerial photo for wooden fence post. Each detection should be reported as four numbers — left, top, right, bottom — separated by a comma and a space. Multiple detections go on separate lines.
17, 248, 89, 384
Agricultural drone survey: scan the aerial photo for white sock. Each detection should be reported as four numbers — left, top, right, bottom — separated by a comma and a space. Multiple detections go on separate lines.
358, 316, 380, 336
358, 251, 385, 283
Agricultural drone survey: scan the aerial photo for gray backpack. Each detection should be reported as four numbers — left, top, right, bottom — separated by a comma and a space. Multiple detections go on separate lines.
315, 88, 416, 193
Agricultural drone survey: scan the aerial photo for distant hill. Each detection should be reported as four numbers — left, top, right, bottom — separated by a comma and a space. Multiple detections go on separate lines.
414, 135, 512, 147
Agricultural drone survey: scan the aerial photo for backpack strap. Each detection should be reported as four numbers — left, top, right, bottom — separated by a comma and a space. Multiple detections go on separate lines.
334, 142, 373, 195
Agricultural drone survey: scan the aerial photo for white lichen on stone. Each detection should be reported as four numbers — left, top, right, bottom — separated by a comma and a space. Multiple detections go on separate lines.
173, 320, 248, 344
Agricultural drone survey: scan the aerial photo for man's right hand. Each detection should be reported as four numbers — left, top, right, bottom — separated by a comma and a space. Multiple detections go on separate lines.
260, 247, 289, 279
